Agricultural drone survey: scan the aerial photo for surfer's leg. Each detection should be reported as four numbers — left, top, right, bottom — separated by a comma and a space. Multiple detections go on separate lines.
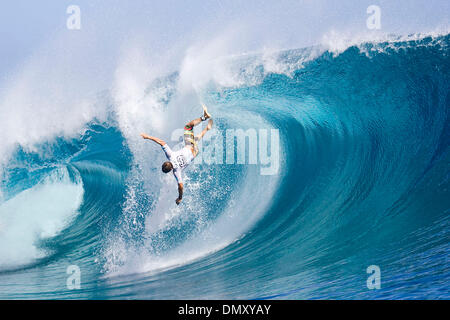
195, 119, 213, 141
184, 117, 202, 130
184, 105, 211, 129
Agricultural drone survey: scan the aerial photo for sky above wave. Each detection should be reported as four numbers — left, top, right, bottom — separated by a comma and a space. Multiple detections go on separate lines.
0, 0, 448, 88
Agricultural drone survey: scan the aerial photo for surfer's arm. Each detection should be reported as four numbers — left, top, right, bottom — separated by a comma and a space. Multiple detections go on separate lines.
176, 183, 183, 205
140, 133, 166, 146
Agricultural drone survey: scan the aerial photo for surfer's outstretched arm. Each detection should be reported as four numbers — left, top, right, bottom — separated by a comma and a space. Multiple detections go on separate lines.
140, 133, 166, 146
176, 183, 183, 205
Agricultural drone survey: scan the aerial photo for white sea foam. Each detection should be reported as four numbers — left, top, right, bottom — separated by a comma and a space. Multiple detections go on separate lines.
0, 32, 112, 195
321, 27, 450, 57
0, 167, 83, 269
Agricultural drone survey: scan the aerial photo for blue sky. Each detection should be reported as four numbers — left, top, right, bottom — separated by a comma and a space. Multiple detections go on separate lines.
0, 0, 448, 87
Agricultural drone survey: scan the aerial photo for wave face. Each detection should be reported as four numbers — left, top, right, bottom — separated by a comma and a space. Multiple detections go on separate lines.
0, 34, 449, 299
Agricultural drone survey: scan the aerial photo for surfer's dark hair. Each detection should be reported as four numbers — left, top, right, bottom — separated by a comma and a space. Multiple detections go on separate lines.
162, 161, 173, 173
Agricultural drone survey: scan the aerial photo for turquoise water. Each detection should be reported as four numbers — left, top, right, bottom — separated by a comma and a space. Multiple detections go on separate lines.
0, 34, 449, 299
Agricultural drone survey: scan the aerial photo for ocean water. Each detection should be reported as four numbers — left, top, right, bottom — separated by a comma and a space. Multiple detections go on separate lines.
0, 33, 449, 299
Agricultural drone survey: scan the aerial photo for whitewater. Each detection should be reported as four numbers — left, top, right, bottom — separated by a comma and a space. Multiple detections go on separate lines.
0, 30, 449, 299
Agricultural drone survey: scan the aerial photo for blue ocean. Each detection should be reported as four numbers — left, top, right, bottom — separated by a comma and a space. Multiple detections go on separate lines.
0, 33, 449, 299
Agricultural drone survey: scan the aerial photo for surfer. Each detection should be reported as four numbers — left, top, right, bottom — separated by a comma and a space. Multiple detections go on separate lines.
141, 104, 213, 205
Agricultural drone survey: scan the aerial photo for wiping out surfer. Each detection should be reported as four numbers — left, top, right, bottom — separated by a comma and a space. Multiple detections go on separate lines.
141, 104, 213, 205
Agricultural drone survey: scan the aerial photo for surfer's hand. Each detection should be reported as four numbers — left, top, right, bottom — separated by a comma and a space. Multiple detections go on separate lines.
176, 198, 182, 205
140, 133, 150, 140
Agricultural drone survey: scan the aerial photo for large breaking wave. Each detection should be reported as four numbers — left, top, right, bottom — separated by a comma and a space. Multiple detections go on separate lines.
0, 32, 449, 299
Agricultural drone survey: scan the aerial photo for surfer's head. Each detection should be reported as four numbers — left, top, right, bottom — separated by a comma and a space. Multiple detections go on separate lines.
162, 161, 173, 173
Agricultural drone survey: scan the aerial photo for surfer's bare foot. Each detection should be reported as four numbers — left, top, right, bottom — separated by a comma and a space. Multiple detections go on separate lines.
202, 104, 211, 119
